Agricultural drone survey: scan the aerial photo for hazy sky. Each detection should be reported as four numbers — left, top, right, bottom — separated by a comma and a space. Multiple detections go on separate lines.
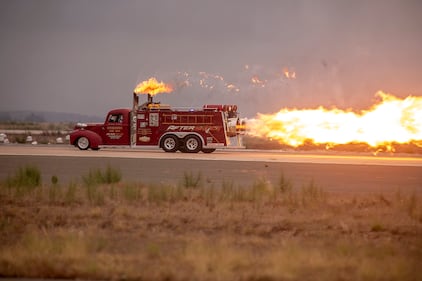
1, 0, 421, 117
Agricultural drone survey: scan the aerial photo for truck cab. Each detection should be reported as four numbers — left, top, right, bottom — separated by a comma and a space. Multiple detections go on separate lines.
70, 109, 131, 150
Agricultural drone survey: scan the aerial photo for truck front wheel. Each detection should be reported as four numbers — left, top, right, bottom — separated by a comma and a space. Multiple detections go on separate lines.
184, 135, 202, 153
161, 135, 179, 152
76, 136, 90, 150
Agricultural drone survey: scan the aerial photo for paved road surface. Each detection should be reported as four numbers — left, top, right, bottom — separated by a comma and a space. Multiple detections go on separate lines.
1, 145, 421, 192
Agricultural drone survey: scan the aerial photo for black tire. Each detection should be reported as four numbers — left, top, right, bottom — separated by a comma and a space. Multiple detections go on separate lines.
183, 135, 202, 153
202, 148, 216, 153
76, 136, 90, 150
161, 135, 179, 152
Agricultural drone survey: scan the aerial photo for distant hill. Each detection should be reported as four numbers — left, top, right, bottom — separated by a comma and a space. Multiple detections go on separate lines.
0, 111, 103, 123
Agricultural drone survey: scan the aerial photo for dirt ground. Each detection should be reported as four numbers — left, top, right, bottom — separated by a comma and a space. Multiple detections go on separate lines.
1, 174, 421, 280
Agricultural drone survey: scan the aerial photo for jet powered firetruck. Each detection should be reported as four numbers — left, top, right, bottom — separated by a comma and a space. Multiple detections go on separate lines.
70, 92, 243, 153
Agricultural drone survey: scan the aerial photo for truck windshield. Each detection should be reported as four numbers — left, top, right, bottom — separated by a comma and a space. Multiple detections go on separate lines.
108, 114, 123, 123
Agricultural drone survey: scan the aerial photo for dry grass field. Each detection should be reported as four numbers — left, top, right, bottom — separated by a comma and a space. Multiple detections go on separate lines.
0, 165, 421, 280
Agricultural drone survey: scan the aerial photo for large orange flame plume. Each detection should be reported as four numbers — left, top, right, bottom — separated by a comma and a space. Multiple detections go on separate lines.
134, 77, 173, 96
248, 91, 422, 151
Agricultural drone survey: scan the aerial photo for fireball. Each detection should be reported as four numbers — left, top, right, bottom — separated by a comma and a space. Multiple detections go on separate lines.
134, 77, 173, 95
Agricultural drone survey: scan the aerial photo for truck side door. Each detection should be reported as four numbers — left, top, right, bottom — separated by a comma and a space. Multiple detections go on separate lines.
103, 112, 130, 145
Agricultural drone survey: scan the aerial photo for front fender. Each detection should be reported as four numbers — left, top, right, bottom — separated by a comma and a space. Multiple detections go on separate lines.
70, 130, 102, 149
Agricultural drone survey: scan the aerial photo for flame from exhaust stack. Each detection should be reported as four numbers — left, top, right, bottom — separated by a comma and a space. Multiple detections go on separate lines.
171, 65, 296, 94
283, 68, 296, 79
134, 77, 173, 95
251, 75, 266, 87
248, 92, 422, 150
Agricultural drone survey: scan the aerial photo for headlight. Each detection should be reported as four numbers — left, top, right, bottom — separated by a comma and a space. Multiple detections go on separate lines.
76, 122, 87, 129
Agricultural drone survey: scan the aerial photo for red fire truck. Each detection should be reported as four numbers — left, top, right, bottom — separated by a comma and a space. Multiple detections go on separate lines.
70, 93, 243, 153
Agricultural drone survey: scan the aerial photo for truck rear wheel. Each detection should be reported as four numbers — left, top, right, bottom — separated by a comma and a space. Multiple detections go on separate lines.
183, 135, 202, 153
76, 136, 90, 150
161, 135, 179, 152
202, 148, 216, 153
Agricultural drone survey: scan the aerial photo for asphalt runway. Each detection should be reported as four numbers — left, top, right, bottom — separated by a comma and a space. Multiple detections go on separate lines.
0, 145, 421, 192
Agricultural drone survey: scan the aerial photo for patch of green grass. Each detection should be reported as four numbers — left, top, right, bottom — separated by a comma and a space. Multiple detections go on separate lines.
6, 165, 42, 188
200, 184, 216, 207
82, 165, 121, 186
65, 182, 78, 204
218, 180, 250, 203
103, 165, 122, 184
147, 183, 185, 204
4, 165, 42, 197
47, 175, 61, 203
48, 185, 62, 203
219, 177, 285, 204
82, 169, 103, 187
86, 185, 105, 205
278, 171, 293, 193
183, 171, 202, 189
301, 179, 326, 206
219, 180, 235, 201
123, 183, 142, 202
251, 177, 273, 203
402, 191, 422, 222
51, 175, 59, 185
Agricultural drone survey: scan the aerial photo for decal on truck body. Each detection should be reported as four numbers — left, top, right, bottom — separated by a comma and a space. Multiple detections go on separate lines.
166, 125, 195, 131
166, 125, 222, 132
